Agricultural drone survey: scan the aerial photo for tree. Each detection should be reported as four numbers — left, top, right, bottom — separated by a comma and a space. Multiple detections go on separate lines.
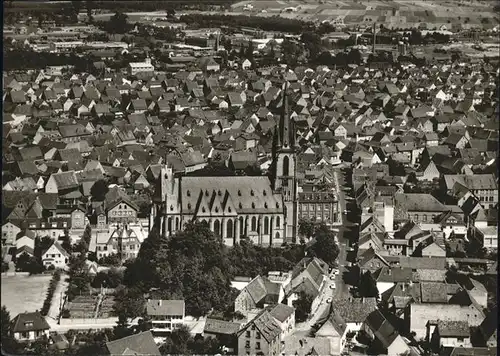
106, 11, 130, 34
112, 287, 146, 322
90, 179, 109, 201
293, 291, 313, 322
1, 306, 11, 340
301, 31, 322, 62
113, 313, 133, 340
160, 326, 191, 355
245, 40, 254, 60
86, 0, 94, 22
298, 219, 315, 240
61, 234, 72, 253
306, 223, 340, 267
358, 271, 379, 298
16, 253, 43, 274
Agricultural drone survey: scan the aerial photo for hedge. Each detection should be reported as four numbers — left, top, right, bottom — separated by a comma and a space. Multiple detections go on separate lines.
40, 270, 61, 317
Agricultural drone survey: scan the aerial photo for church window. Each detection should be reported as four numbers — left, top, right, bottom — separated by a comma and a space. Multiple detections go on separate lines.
251, 190, 254, 196
238, 190, 242, 196
227, 220, 233, 238
168, 218, 172, 233
239, 203, 243, 209
263, 190, 267, 196
264, 217, 269, 234
215, 207, 219, 213
276, 202, 279, 208
264, 202, 268, 208
214, 220, 220, 236
283, 156, 289, 176
187, 190, 190, 197
251, 217, 257, 231
276, 216, 280, 228
202, 207, 206, 213
228, 207, 232, 213
175, 218, 179, 230
188, 203, 191, 209
170, 205, 174, 211
239, 216, 244, 235
275, 232, 280, 240
252, 202, 255, 209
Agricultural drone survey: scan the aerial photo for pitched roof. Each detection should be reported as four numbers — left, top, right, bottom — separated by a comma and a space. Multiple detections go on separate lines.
204, 318, 242, 335
331, 297, 377, 323
11, 312, 50, 333
146, 300, 184, 316
268, 303, 295, 323
105, 331, 160, 356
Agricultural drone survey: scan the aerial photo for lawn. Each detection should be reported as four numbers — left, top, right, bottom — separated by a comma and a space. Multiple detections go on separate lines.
1, 274, 52, 318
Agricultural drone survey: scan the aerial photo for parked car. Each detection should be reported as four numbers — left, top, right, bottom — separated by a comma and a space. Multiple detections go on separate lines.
329, 282, 336, 289
326, 297, 333, 303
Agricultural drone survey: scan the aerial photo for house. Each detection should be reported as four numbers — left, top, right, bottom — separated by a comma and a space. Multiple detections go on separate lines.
314, 308, 348, 355
432, 320, 471, 348
409, 303, 485, 340
478, 306, 497, 348
267, 303, 296, 339
93, 225, 145, 261
237, 309, 283, 356
476, 226, 498, 250
328, 297, 377, 333
363, 309, 410, 356
146, 299, 185, 338
11, 312, 50, 342
203, 318, 242, 352
2, 221, 21, 245
42, 241, 70, 269
442, 174, 498, 209
45, 171, 79, 194
234, 275, 284, 315
15, 230, 36, 258
105, 331, 161, 356
284, 257, 329, 311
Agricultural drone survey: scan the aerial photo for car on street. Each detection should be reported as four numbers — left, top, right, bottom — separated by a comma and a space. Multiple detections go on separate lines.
332, 269, 340, 275
330, 274, 335, 280
326, 297, 333, 303
347, 247, 354, 252
329, 282, 336, 289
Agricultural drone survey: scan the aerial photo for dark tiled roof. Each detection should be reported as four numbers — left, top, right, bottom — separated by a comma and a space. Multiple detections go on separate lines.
106, 331, 160, 356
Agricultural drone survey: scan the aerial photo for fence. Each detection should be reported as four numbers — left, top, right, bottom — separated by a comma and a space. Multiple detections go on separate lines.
59, 317, 118, 326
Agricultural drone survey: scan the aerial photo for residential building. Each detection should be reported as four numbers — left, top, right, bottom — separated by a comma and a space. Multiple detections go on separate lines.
105, 331, 161, 356
11, 312, 50, 342
237, 310, 283, 356
146, 300, 185, 338
41, 241, 69, 269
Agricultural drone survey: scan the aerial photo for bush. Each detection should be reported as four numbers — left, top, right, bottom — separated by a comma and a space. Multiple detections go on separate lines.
40, 270, 61, 316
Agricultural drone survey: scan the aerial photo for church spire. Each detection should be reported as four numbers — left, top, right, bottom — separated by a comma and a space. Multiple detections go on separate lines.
279, 83, 295, 151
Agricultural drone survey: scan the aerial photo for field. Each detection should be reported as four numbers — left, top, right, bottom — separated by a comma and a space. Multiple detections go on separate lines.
230, 0, 499, 25
1, 274, 52, 318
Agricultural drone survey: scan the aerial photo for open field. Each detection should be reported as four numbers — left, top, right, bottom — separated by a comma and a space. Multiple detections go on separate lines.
1, 274, 52, 317
230, 0, 499, 24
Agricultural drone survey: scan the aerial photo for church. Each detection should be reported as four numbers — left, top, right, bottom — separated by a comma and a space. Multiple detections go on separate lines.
153, 87, 300, 246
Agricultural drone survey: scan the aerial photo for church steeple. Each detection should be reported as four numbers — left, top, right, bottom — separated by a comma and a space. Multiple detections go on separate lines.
278, 84, 295, 151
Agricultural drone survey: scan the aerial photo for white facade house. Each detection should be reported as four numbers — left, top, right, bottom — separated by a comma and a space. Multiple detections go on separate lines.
42, 241, 70, 269
128, 58, 154, 75
11, 312, 50, 342
146, 300, 185, 338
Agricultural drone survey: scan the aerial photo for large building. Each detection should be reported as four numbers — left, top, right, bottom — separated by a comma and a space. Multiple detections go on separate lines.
154, 88, 300, 246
